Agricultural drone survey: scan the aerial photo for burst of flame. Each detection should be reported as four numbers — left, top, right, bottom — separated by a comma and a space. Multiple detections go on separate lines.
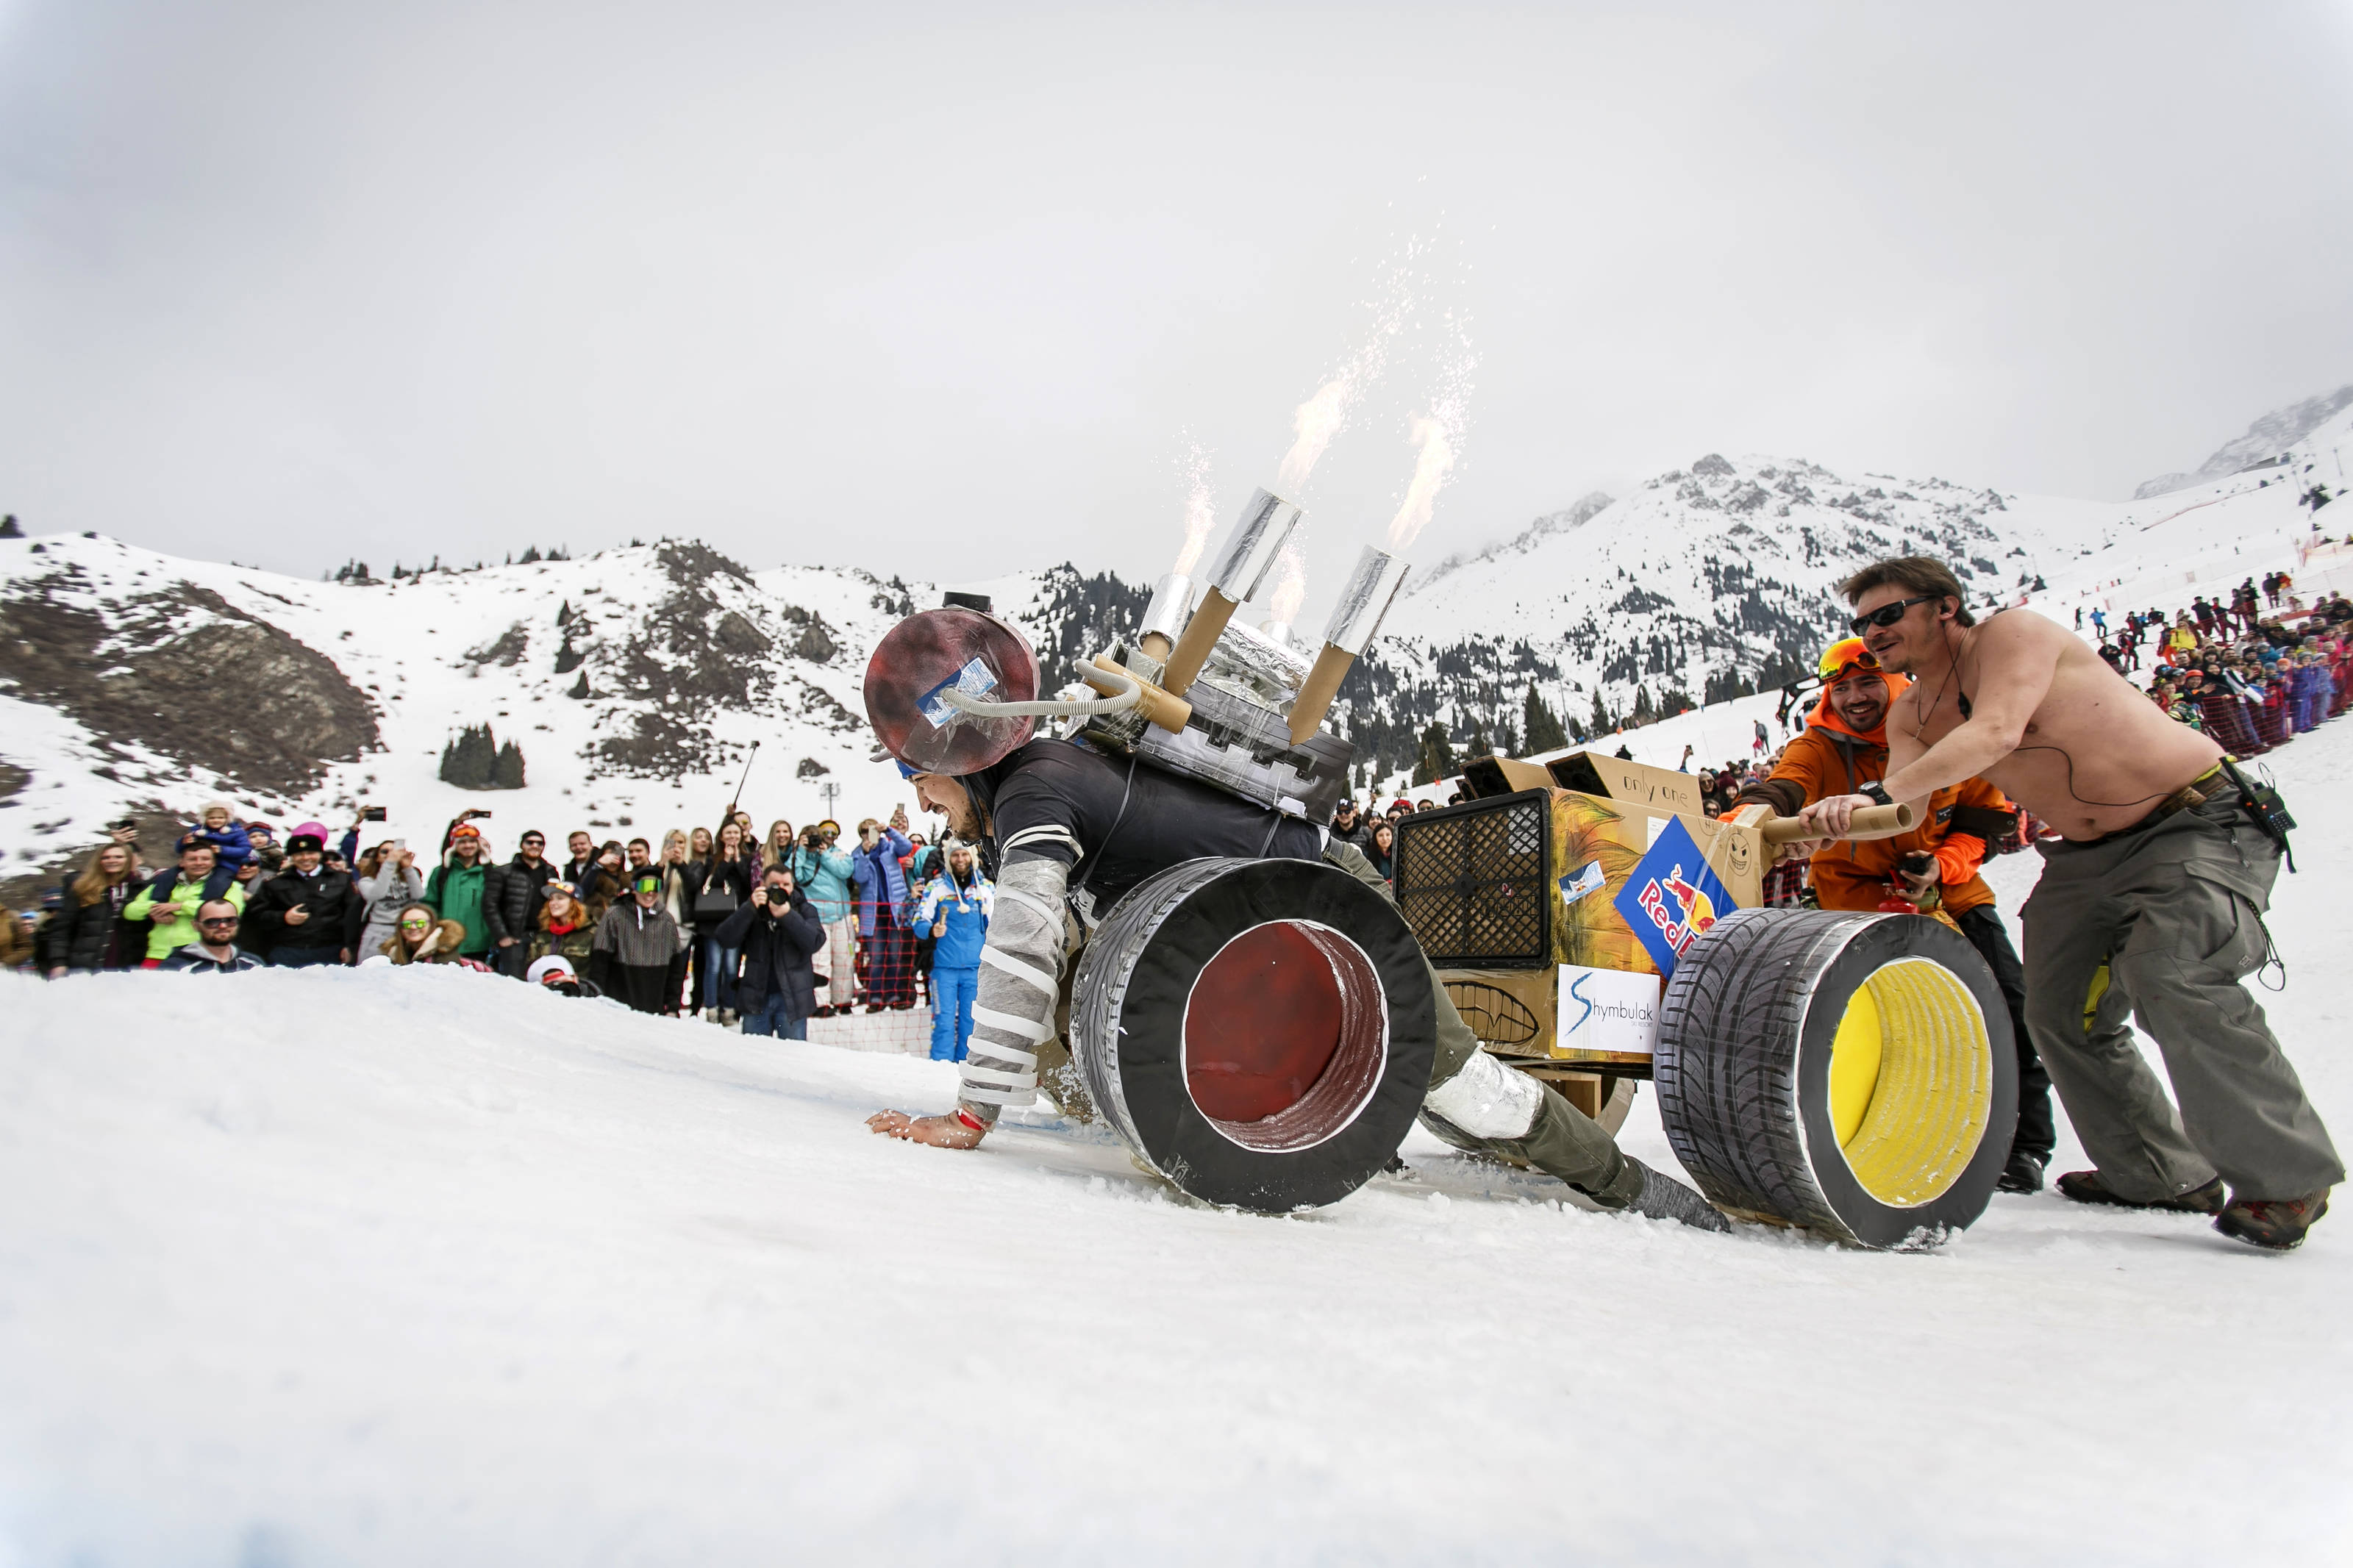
1277, 376, 1356, 496
1170, 440, 1217, 576
1384, 315, 1477, 551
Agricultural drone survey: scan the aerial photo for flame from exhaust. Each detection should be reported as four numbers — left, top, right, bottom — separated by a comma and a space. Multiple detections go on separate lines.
1384, 315, 1477, 551
1170, 439, 1217, 576
1273, 253, 1416, 495
1266, 523, 1309, 628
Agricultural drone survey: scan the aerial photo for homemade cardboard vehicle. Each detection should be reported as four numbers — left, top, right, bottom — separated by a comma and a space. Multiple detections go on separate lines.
1393, 753, 2018, 1248
890, 490, 2013, 1245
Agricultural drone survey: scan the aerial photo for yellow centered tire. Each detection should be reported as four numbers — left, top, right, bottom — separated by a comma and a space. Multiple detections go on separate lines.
1654, 907, 2018, 1249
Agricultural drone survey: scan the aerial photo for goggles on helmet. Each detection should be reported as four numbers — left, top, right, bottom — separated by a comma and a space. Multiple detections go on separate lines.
1817, 637, 1883, 683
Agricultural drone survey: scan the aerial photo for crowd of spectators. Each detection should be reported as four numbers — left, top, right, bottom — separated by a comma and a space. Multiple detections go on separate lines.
9, 800, 1025, 1056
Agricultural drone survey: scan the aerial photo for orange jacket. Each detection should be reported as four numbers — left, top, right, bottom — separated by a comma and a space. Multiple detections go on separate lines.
1739, 687, 2011, 915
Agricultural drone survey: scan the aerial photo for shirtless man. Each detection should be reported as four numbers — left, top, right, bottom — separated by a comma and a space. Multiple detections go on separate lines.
1796, 557, 2340, 1250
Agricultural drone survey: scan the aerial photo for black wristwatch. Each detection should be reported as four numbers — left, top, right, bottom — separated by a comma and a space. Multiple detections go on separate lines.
1857, 781, 1893, 808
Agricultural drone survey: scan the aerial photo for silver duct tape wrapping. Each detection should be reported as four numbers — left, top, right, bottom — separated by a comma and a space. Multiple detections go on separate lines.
1205, 489, 1303, 603
1138, 572, 1193, 644
1320, 545, 1413, 656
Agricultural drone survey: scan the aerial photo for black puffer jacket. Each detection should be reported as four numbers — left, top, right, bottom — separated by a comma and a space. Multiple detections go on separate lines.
36, 875, 147, 972
483, 855, 557, 945
244, 864, 365, 956
715, 891, 825, 1017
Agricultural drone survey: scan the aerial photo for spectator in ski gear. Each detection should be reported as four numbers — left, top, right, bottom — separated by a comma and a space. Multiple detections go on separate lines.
163, 900, 263, 973
382, 903, 472, 964
243, 831, 364, 966
852, 815, 915, 1010
40, 843, 146, 975
188, 803, 255, 874
1365, 820, 1397, 881
353, 841, 425, 958
656, 830, 696, 968
424, 823, 495, 960
790, 820, 857, 1015
126, 837, 243, 966
483, 829, 557, 978
761, 820, 797, 873
560, 831, 596, 887
624, 838, 654, 877
914, 844, 990, 1062
590, 870, 689, 1015
1329, 798, 1371, 849
526, 881, 598, 970
688, 820, 755, 1022
1734, 634, 2053, 1192
716, 864, 825, 1039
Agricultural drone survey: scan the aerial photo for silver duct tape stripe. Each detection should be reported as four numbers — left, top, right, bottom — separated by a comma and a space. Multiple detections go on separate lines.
1206, 489, 1304, 602
1319, 545, 1413, 656
979, 945, 1057, 993
959, 1064, 1037, 1091
960, 1081, 1038, 1106
971, 1003, 1055, 1043
1423, 1048, 1543, 1139
1140, 572, 1193, 642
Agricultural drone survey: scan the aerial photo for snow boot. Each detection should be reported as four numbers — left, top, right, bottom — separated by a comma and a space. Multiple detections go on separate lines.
1621, 1159, 1732, 1233
1997, 1149, 2046, 1195
2055, 1169, 2225, 1214
2214, 1191, 2330, 1251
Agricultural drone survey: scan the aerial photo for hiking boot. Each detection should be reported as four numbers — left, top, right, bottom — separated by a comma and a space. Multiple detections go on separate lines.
2214, 1191, 2330, 1251
1997, 1149, 2046, 1195
2054, 1169, 2225, 1214
1619, 1159, 1732, 1234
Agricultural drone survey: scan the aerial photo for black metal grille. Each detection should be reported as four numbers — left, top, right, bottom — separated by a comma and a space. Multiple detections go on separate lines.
1393, 790, 1551, 969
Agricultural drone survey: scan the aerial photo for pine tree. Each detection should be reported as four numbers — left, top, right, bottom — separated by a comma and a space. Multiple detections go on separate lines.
1411, 722, 1455, 786
1523, 683, 1569, 753
521, 545, 543, 565
493, 739, 526, 789
554, 629, 584, 673
1465, 723, 1493, 760
0, 515, 20, 540
568, 670, 591, 700
1632, 685, 1657, 726
1588, 690, 1614, 739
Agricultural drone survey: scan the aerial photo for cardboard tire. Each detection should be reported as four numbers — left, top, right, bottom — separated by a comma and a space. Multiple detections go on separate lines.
1654, 907, 2017, 1249
1071, 856, 1437, 1213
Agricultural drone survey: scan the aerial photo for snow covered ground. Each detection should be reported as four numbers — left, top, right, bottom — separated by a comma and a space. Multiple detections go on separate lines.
4, 740, 2351, 1564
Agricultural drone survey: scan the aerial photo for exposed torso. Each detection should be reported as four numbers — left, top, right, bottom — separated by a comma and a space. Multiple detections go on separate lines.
1902, 617, 2221, 840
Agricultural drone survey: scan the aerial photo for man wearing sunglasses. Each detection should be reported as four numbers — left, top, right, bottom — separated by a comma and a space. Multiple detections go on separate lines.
163, 901, 264, 973
1794, 556, 2339, 1251
1732, 634, 2052, 1194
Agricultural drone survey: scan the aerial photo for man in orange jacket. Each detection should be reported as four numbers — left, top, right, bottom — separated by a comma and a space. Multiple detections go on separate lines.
1732, 637, 2055, 1193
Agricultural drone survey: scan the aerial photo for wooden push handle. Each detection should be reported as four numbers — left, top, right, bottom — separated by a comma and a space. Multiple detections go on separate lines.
1757, 801, 1916, 844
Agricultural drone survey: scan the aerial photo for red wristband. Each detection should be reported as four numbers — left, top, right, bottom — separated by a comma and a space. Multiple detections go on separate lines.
954, 1106, 985, 1132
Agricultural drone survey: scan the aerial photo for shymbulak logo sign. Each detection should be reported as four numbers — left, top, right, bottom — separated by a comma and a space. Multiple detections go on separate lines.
1557, 964, 1662, 1057
1611, 815, 1737, 979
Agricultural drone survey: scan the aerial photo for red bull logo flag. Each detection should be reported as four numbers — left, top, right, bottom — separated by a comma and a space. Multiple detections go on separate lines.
1611, 816, 1739, 979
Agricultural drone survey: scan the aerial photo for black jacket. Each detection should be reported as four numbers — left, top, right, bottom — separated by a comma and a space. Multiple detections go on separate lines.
685, 857, 754, 930
243, 865, 365, 955
36, 875, 146, 971
716, 892, 825, 1017
483, 854, 557, 945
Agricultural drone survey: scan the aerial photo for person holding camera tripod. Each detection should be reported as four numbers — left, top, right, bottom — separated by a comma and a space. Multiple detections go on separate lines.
1731, 632, 2053, 1196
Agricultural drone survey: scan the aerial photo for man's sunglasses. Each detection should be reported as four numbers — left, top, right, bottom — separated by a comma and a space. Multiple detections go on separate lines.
198, 917, 240, 929
522, 836, 545, 845
1848, 594, 1940, 634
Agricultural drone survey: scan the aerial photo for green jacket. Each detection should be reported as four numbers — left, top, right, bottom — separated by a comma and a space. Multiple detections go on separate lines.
425, 860, 492, 954
124, 880, 248, 962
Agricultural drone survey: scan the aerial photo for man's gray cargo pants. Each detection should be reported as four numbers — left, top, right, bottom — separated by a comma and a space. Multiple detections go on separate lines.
2020, 795, 2342, 1201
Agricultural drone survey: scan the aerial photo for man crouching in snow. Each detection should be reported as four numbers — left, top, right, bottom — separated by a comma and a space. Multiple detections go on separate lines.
859, 612, 1726, 1231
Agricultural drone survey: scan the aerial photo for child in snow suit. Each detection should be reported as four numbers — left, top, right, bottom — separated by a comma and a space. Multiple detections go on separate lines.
913, 845, 990, 1062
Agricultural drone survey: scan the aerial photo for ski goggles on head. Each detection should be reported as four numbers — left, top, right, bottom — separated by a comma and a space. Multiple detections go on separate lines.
1817, 637, 1883, 681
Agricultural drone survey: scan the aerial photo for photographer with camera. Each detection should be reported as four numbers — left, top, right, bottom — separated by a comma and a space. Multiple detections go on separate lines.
1731, 633, 2052, 1195
715, 863, 826, 1039
788, 819, 857, 1016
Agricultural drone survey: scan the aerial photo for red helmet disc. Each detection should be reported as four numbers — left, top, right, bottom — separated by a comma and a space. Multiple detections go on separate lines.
863, 608, 1041, 776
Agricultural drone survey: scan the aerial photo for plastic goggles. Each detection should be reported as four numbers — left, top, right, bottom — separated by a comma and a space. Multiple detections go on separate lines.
1817, 637, 1883, 681
1847, 594, 1938, 634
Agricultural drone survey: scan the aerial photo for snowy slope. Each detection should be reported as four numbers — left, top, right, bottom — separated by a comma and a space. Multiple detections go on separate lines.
4, 725, 2351, 1567
0, 536, 1135, 887
2134, 382, 2353, 498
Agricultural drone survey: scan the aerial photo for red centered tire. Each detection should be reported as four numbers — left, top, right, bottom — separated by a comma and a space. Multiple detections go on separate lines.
1071, 856, 1438, 1212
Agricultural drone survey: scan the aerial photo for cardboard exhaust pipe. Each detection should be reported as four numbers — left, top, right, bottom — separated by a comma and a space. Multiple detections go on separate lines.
1288, 546, 1411, 744
1758, 801, 1916, 844
1162, 490, 1302, 698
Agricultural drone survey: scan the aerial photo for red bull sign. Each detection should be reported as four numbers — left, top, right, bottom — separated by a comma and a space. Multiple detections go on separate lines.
1612, 815, 1739, 979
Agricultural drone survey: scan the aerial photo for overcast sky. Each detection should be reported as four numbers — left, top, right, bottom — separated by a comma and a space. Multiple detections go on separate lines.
4, 2, 2350, 618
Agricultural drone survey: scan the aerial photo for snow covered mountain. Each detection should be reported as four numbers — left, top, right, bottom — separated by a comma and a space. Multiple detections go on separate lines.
6, 395, 2348, 902
2135, 384, 2353, 498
